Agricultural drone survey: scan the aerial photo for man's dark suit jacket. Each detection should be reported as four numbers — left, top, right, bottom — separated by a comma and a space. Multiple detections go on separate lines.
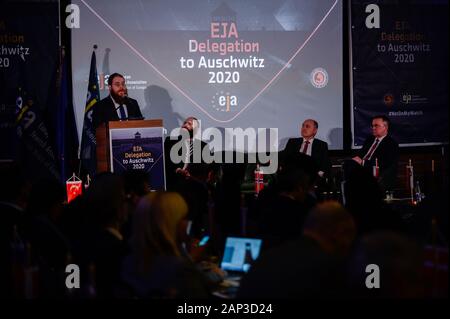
164, 136, 211, 190
284, 137, 331, 177
357, 135, 399, 191
92, 96, 143, 128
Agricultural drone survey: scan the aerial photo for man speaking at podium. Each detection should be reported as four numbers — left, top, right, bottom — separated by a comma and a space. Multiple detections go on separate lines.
92, 72, 143, 128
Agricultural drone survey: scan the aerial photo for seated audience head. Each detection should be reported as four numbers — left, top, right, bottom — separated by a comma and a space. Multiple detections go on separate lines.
279, 152, 319, 193
122, 170, 150, 203
0, 162, 30, 209
341, 160, 399, 235
27, 178, 65, 220
347, 231, 424, 298
303, 201, 356, 257
131, 191, 189, 272
276, 166, 310, 202
84, 172, 127, 230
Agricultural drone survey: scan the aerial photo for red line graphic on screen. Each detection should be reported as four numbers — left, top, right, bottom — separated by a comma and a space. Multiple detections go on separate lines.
80, 0, 339, 123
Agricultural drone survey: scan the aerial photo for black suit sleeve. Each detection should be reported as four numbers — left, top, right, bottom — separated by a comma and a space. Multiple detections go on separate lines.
317, 140, 331, 177
284, 138, 302, 163
92, 99, 105, 129
126, 98, 143, 119
284, 138, 300, 156
357, 138, 373, 159
378, 137, 399, 191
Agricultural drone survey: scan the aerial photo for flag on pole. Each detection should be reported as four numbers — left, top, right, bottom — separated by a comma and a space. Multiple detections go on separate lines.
55, 46, 79, 183
406, 159, 414, 201
15, 87, 60, 181
373, 158, 379, 178
79, 46, 100, 177
66, 173, 83, 203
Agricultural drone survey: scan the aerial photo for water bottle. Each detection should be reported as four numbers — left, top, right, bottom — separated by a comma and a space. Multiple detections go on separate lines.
254, 164, 264, 196
414, 180, 424, 203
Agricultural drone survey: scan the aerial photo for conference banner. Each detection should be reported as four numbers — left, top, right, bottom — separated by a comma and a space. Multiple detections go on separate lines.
351, 0, 448, 147
109, 126, 166, 190
0, 2, 59, 176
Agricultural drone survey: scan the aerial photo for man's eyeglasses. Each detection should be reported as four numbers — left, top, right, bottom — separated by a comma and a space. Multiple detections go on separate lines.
371, 124, 385, 128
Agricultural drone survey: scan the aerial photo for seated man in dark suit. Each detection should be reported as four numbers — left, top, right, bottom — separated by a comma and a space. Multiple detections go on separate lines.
352, 115, 399, 191
92, 72, 143, 128
284, 119, 331, 178
164, 117, 212, 187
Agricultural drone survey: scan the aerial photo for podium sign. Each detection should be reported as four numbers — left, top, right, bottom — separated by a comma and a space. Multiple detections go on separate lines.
108, 123, 166, 190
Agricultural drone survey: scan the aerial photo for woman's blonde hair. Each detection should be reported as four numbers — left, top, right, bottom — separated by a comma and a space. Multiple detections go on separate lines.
131, 191, 188, 274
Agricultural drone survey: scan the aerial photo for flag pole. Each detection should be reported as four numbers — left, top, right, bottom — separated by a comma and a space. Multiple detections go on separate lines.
78, 44, 99, 179
408, 159, 414, 203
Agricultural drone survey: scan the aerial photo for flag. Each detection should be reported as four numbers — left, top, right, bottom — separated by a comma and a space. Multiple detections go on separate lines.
406, 159, 414, 190
372, 158, 379, 178
15, 86, 60, 181
406, 159, 414, 201
55, 47, 79, 183
79, 49, 100, 177
66, 173, 83, 203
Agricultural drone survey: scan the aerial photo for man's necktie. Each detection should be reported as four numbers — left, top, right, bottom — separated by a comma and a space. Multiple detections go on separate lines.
301, 140, 310, 154
363, 138, 379, 161
118, 104, 127, 120
188, 141, 193, 158
183, 141, 194, 170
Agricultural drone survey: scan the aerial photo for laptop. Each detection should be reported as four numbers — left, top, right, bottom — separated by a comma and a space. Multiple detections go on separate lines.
213, 237, 262, 298
220, 237, 262, 277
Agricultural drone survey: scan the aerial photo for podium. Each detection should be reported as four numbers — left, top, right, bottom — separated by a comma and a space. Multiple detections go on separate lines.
96, 119, 166, 190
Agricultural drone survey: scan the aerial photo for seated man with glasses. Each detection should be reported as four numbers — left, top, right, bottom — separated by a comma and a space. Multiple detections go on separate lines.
352, 115, 399, 191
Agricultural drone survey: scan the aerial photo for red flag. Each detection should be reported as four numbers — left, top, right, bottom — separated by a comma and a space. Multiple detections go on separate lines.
66, 173, 82, 203
373, 158, 379, 178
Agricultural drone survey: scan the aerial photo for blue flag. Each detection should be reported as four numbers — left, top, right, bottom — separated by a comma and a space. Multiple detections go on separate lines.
80, 49, 100, 177
15, 87, 60, 181
55, 48, 79, 183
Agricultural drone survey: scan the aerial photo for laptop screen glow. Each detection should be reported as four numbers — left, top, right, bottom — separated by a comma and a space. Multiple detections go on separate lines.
220, 237, 262, 273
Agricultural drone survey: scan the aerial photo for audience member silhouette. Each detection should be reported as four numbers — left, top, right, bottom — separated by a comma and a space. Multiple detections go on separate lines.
346, 231, 425, 298
121, 192, 210, 298
256, 153, 318, 249
121, 170, 151, 241
25, 178, 69, 297
0, 164, 31, 298
239, 201, 356, 298
82, 173, 129, 298
342, 160, 404, 236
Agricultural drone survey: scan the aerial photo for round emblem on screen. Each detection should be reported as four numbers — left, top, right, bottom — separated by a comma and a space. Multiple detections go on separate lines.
310, 68, 328, 88
383, 93, 394, 107
211, 91, 237, 112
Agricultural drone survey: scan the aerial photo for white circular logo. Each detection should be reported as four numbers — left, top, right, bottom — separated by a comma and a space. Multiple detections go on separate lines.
310, 68, 328, 88
211, 91, 237, 112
